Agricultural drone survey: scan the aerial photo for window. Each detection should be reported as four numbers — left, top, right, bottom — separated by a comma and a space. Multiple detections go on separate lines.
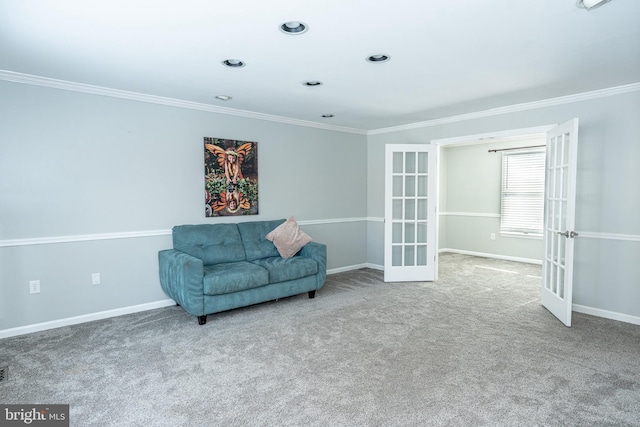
500, 150, 545, 237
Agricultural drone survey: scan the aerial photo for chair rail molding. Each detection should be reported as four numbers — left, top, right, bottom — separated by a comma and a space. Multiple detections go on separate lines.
440, 211, 501, 218
0, 217, 372, 248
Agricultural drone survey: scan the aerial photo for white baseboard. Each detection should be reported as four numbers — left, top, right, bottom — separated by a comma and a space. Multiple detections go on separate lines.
364, 263, 384, 271
327, 263, 368, 275
439, 248, 542, 265
573, 304, 640, 326
2, 265, 378, 339
327, 263, 384, 274
0, 299, 176, 339
2, 266, 376, 338
327, 262, 386, 274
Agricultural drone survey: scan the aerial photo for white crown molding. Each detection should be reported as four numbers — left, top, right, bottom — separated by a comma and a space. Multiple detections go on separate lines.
0, 70, 367, 135
368, 82, 640, 135
3, 70, 638, 137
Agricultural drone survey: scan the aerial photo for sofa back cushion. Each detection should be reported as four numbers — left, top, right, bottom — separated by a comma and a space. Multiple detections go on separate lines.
237, 219, 285, 261
173, 224, 246, 265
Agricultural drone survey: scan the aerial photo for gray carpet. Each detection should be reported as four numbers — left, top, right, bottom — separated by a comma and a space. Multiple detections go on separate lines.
1, 253, 639, 426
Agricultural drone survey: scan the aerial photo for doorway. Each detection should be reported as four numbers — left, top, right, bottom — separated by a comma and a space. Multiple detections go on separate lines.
431, 122, 579, 326
435, 131, 550, 266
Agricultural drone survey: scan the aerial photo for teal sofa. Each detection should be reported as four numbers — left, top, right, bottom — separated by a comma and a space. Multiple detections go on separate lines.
158, 219, 327, 325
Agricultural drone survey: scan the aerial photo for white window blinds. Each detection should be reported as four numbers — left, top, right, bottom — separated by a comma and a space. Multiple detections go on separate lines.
500, 150, 545, 236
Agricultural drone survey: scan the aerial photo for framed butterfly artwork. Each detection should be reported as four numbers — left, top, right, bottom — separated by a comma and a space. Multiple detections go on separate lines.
204, 137, 259, 217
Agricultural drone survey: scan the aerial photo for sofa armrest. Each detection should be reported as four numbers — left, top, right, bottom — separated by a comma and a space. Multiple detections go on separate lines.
158, 249, 205, 316
299, 242, 327, 289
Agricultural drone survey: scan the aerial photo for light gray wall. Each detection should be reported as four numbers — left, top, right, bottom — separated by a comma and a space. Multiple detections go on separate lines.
3, 79, 639, 332
440, 137, 545, 261
367, 90, 640, 320
0, 81, 368, 332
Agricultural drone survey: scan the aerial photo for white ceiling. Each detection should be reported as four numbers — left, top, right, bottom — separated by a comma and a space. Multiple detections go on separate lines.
1, 0, 639, 131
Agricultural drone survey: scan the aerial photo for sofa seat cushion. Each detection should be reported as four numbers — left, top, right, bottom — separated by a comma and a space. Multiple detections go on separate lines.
251, 256, 318, 284
203, 261, 269, 296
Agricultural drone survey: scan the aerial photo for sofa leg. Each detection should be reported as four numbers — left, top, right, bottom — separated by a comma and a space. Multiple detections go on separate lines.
308, 290, 316, 299
198, 315, 207, 325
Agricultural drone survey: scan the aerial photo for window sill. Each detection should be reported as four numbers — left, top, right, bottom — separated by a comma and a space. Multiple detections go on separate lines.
500, 232, 543, 240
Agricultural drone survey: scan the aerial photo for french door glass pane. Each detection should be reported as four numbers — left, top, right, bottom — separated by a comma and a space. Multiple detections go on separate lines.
405, 223, 415, 243
392, 223, 402, 243
554, 168, 561, 199
405, 152, 416, 173
417, 199, 428, 220
405, 176, 416, 197
417, 223, 427, 243
417, 245, 427, 266
393, 176, 403, 197
418, 152, 428, 173
418, 176, 428, 197
392, 246, 402, 266
558, 266, 565, 298
393, 152, 403, 173
554, 201, 561, 230
393, 200, 403, 220
405, 200, 415, 220
561, 166, 568, 199
404, 246, 415, 266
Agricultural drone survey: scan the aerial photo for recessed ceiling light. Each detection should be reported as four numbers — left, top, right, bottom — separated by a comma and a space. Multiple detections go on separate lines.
280, 21, 308, 35
322, 114, 334, 118
576, 0, 612, 9
215, 95, 232, 101
366, 54, 390, 63
303, 81, 323, 87
222, 59, 246, 68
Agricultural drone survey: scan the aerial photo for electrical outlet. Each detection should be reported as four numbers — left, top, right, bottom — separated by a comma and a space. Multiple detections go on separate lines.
490, 233, 496, 240
29, 280, 40, 294
92, 273, 101, 285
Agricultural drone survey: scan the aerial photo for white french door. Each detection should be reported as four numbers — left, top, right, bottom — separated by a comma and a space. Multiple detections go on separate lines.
384, 144, 437, 282
541, 118, 579, 327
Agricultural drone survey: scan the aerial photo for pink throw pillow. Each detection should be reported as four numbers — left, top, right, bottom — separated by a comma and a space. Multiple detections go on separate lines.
266, 216, 313, 259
